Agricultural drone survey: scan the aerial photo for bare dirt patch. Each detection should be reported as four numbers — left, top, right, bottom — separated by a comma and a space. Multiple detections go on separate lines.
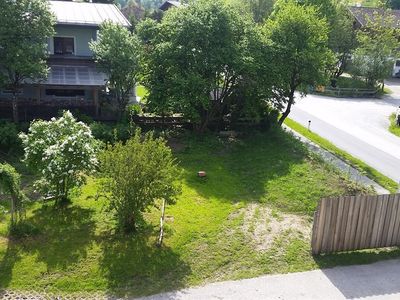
241, 203, 311, 251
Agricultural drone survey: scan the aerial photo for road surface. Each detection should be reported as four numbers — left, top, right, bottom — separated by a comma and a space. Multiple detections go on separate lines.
289, 86, 400, 183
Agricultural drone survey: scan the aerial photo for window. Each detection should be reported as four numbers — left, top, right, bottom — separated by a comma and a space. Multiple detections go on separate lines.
46, 89, 84, 97
54, 37, 75, 55
396, 60, 400, 67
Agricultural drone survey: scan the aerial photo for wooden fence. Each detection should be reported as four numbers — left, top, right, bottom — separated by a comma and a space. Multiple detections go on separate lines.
311, 194, 400, 255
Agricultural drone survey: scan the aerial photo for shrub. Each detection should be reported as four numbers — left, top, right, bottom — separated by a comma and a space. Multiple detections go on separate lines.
99, 129, 181, 233
90, 121, 134, 144
0, 163, 27, 224
0, 120, 22, 154
19, 111, 99, 204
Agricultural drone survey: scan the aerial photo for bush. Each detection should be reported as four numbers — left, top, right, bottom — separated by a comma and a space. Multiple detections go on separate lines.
0, 163, 27, 224
19, 111, 99, 204
8, 221, 39, 238
0, 120, 22, 154
99, 128, 181, 233
90, 121, 134, 144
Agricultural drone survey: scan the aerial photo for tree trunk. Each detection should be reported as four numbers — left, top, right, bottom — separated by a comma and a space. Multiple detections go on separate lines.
124, 213, 136, 234
278, 90, 295, 126
12, 93, 19, 123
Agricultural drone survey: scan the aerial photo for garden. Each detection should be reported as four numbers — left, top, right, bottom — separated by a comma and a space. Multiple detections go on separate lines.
1, 111, 399, 298
2, 0, 400, 297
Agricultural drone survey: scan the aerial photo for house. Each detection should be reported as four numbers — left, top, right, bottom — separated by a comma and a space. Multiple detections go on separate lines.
159, 0, 181, 11
348, 6, 400, 77
348, 6, 400, 29
0, 0, 131, 121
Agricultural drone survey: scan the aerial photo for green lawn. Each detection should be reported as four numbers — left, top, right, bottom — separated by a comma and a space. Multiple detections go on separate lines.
0, 129, 399, 297
389, 113, 400, 137
284, 118, 398, 193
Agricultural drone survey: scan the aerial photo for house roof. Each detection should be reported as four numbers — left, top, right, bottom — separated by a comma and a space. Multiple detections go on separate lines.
42, 64, 107, 86
49, 1, 131, 27
159, 0, 181, 11
348, 6, 400, 28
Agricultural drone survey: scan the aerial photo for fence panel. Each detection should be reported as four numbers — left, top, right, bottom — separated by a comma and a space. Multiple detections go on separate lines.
311, 194, 400, 255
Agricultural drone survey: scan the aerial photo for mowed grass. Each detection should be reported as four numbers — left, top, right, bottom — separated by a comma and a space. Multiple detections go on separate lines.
0, 129, 398, 297
389, 113, 400, 137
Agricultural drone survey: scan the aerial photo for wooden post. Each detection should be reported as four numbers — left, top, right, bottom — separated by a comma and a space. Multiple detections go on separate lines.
157, 199, 166, 247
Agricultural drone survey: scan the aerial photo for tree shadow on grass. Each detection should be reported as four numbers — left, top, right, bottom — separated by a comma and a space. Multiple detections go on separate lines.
99, 228, 191, 298
177, 128, 309, 204
0, 204, 96, 288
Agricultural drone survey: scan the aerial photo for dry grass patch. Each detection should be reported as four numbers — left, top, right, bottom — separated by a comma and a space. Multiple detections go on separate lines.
242, 203, 312, 251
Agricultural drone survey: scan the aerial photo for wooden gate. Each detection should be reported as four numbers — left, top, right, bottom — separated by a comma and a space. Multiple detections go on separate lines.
311, 194, 400, 255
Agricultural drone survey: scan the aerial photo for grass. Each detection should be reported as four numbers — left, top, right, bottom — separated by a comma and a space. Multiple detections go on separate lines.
389, 113, 400, 137
0, 129, 398, 297
284, 118, 398, 193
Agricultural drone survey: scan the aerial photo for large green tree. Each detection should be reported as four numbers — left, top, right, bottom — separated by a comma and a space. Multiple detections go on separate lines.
265, 0, 333, 125
0, 0, 55, 123
138, 0, 270, 132
226, 0, 275, 23
90, 21, 142, 117
327, 3, 357, 79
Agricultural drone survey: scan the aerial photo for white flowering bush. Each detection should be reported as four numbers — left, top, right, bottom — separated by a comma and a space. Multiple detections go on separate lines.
19, 111, 99, 204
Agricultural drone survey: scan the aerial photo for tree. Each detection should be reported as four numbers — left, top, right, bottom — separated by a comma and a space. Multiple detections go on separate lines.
90, 22, 142, 118
19, 111, 99, 204
138, 0, 268, 132
327, 3, 357, 79
0, 0, 55, 123
0, 163, 27, 225
350, 14, 398, 89
226, 0, 275, 23
264, 0, 333, 126
99, 129, 181, 233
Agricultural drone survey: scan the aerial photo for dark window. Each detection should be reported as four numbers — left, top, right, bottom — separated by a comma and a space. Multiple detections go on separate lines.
46, 89, 84, 97
396, 60, 400, 67
54, 37, 75, 55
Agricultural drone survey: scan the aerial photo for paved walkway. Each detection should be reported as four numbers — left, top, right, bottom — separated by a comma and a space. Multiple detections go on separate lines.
138, 259, 400, 300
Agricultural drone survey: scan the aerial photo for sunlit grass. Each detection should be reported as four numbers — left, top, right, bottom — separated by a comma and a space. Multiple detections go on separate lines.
0, 129, 397, 297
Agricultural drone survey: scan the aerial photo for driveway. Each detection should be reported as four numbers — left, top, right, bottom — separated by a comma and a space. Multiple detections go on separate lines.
289, 82, 400, 183
138, 258, 400, 299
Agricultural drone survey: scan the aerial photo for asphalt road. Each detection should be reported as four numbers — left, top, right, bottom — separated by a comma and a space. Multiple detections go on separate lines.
289, 89, 400, 183
138, 259, 400, 300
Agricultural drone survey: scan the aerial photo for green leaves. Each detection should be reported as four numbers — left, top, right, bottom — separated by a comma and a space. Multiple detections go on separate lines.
19, 111, 99, 202
265, 0, 333, 93
139, 0, 267, 130
90, 22, 142, 116
99, 129, 181, 233
350, 13, 399, 87
0, 0, 55, 87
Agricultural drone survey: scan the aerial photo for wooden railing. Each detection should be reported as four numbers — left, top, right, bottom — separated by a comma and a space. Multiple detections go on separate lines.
312, 87, 379, 98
